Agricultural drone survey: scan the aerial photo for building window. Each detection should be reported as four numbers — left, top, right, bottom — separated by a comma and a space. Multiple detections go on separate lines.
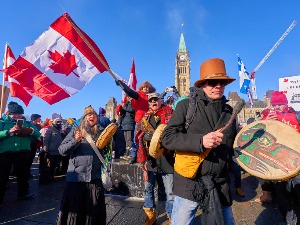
183, 78, 186, 91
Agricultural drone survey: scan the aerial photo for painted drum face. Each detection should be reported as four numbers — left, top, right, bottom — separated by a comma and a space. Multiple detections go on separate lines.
234, 120, 300, 181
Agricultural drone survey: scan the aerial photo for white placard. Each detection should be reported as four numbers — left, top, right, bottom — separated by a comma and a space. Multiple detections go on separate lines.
279, 75, 300, 111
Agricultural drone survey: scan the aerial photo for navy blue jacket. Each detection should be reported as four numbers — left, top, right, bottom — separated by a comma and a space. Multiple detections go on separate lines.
120, 101, 135, 131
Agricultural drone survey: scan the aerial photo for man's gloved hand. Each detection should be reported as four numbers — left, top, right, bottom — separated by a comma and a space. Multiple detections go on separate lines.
15, 127, 33, 136
115, 80, 121, 86
143, 131, 153, 142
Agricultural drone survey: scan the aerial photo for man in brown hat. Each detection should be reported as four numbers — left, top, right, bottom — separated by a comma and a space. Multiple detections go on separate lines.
162, 58, 238, 224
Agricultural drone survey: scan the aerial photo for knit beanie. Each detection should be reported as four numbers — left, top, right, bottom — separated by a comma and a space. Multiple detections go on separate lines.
98, 107, 106, 116
270, 91, 288, 106
7, 101, 24, 115
31, 114, 41, 121
84, 105, 97, 117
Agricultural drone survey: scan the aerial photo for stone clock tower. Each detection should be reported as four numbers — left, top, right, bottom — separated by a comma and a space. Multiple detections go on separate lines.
175, 33, 191, 96
105, 97, 117, 120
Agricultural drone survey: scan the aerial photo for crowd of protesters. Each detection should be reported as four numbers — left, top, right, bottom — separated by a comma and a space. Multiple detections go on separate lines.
1, 58, 299, 225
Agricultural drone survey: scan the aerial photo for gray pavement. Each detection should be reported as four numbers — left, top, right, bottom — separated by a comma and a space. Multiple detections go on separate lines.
0, 162, 285, 225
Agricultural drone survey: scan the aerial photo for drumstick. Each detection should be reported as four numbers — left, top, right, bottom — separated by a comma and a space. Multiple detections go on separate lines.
218, 99, 245, 133
200, 99, 245, 160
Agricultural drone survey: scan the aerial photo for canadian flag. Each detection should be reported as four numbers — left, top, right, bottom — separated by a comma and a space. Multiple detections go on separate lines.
121, 58, 138, 103
3, 44, 33, 106
5, 13, 109, 105
128, 58, 137, 90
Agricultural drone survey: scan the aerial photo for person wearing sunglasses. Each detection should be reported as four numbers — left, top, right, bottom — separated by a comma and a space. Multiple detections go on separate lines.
162, 58, 238, 225
136, 92, 174, 225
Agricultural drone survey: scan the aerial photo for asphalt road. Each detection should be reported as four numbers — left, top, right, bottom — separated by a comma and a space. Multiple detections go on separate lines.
0, 162, 285, 225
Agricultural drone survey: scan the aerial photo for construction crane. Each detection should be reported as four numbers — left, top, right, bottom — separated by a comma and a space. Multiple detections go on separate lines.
249, 20, 297, 100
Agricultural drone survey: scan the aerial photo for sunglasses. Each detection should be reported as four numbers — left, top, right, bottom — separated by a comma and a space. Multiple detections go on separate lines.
148, 97, 159, 102
207, 80, 227, 87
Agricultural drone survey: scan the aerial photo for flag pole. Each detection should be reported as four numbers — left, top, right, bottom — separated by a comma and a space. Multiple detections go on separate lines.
64, 14, 119, 82
0, 43, 8, 117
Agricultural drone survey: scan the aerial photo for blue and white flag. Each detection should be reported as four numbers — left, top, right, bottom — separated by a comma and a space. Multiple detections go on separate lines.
238, 55, 251, 94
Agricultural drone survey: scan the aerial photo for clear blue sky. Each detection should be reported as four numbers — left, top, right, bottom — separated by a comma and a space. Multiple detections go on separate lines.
1, 1, 299, 120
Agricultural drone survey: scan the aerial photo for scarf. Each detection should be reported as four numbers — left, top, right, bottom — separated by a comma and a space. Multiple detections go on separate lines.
193, 175, 226, 225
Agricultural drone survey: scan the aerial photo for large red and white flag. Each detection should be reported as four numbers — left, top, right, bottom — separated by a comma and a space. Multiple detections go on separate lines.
5, 13, 109, 105
3, 44, 33, 106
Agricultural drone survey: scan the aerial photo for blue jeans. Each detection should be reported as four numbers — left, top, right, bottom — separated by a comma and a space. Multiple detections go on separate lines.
171, 196, 235, 225
144, 172, 174, 217
130, 143, 137, 158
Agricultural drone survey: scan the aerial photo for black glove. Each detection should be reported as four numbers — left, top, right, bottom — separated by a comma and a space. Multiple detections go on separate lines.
143, 132, 153, 142
115, 80, 121, 86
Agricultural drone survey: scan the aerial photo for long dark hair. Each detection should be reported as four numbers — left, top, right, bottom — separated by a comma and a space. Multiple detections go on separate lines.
78, 114, 100, 138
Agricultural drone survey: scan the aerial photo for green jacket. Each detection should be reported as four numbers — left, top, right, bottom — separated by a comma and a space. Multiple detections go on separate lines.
0, 116, 41, 154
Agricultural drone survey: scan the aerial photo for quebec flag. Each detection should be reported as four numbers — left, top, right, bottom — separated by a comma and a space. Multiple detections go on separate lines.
238, 55, 251, 94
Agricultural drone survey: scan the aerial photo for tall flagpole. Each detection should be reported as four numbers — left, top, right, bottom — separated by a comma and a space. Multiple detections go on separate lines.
0, 43, 8, 117
64, 14, 119, 81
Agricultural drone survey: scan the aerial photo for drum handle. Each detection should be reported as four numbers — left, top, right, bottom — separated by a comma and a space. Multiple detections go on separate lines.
219, 99, 245, 133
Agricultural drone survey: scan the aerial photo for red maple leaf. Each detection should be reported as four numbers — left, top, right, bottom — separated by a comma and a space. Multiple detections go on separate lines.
48, 50, 79, 77
283, 78, 288, 82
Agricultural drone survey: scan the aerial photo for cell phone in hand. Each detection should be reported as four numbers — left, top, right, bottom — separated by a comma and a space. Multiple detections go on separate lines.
16, 119, 24, 129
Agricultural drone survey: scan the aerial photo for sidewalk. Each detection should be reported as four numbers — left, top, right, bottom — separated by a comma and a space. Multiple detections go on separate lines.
0, 162, 284, 225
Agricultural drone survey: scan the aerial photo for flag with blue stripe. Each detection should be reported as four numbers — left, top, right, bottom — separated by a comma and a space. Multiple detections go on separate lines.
238, 55, 251, 94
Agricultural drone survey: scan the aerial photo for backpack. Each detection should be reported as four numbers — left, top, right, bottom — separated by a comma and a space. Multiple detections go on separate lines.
185, 87, 198, 130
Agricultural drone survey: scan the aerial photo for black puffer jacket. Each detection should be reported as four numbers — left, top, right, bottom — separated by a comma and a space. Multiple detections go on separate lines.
162, 88, 237, 206
120, 101, 135, 131
44, 126, 63, 156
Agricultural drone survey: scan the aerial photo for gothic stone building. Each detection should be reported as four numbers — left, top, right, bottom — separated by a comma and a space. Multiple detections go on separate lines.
227, 90, 274, 125
175, 33, 191, 96
104, 97, 118, 121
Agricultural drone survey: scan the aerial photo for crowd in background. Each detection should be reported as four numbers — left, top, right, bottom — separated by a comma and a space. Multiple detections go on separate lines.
1, 58, 300, 225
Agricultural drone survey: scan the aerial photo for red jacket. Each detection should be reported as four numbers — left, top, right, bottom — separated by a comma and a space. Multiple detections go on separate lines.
131, 91, 149, 123
261, 107, 300, 132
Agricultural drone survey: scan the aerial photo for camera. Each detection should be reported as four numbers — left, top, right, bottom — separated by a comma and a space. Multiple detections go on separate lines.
16, 119, 24, 129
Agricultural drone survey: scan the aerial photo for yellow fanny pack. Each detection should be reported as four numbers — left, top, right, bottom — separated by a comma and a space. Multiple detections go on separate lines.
174, 149, 211, 179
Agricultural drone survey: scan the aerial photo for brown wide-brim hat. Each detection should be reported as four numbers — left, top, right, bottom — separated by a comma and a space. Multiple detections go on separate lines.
194, 58, 236, 87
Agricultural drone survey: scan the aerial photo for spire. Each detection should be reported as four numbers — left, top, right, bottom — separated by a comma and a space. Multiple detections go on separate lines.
178, 33, 187, 53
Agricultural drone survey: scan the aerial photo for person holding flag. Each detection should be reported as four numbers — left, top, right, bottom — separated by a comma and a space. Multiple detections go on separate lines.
115, 58, 156, 163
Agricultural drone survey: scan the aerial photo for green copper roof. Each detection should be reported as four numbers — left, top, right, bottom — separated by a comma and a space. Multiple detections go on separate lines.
178, 33, 187, 52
